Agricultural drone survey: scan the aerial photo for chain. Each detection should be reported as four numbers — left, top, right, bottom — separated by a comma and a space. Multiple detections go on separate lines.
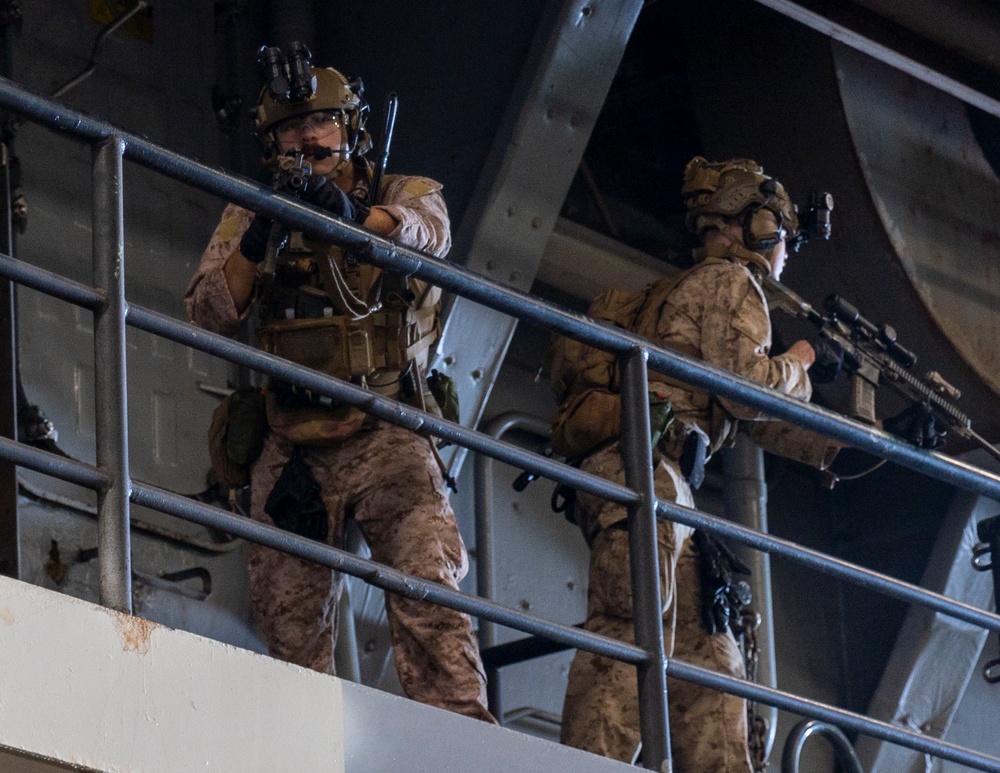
739, 607, 770, 772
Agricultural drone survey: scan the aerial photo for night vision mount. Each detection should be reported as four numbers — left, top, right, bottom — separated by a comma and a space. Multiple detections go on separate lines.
790, 191, 834, 252
258, 42, 316, 104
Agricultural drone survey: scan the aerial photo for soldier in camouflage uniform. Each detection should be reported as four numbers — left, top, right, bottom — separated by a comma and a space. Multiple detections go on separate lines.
185, 58, 494, 723
559, 158, 839, 768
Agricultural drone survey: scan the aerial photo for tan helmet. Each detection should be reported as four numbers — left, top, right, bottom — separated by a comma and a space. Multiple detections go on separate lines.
682, 157, 799, 253
253, 66, 372, 164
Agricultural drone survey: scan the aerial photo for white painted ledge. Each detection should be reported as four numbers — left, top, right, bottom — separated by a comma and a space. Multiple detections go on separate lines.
0, 574, 344, 772
0, 575, 632, 773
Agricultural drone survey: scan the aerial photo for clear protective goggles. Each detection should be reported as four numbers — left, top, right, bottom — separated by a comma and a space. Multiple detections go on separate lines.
275, 110, 343, 143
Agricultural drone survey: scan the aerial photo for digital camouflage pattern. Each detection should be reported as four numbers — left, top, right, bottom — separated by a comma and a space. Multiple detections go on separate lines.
187, 175, 494, 723
248, 422, 492, 722
644, 256, 812, 453
561, 253, 835, 768
561, 444, 751, 770
185, 174, 451, 338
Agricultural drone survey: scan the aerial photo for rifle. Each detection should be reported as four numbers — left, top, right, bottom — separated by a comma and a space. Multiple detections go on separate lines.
369, 92, 398, 208
259, 149, 312, 284
764, 277, 1000, 464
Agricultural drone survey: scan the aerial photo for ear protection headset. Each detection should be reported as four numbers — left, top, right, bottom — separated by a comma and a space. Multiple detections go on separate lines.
682, 157, 799, 254
742, 181, 789, 253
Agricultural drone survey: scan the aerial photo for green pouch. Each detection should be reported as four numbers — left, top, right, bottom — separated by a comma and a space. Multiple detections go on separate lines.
648, 394, 674, 449
426, 369, 460, 424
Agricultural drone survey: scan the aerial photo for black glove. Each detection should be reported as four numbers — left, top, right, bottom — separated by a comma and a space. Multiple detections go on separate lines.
239, 214, 285, 263
883, 402, 946, 450
809, 338, 844, 384
264, 448, 329, 542
301, 174, 354, 219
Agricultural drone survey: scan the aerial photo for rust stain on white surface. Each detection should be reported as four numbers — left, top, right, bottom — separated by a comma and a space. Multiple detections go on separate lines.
110, 611, 156, 655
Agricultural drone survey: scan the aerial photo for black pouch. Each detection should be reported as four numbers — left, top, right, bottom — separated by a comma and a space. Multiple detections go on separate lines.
225, 388, 268, 466
680, 430, 708, 489
264, 447, 329, 542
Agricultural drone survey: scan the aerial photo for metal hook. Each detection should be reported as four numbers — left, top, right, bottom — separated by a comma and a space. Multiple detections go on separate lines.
971, 542, 993, 571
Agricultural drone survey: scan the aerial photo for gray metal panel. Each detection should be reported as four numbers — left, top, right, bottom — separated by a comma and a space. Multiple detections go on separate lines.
0, 10, 19, 582
538, 217, 668, 299
0, 256, 16, 580
856, 451, 997, 772
433, 0, 643, 476
942, 638, 1000, 772
460, 365, 590, 730
835, 42, 1000, 398
17, 495, 264, 654
13, 0, 252, 645
850, 0, 1000, 78
16, 1, 232, 499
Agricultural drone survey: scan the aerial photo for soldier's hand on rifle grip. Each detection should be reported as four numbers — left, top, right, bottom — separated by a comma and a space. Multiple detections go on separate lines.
239, 215, 283, 263
302, 174, 354, 220
883, 403, 947, 450
788, 339, 816, 368
809, 338, 844, 384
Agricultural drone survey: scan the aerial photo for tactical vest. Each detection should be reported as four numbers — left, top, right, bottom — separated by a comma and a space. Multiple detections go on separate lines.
550, 258, 746, 459
258, 232, 440, 443
549, 268, 695, 458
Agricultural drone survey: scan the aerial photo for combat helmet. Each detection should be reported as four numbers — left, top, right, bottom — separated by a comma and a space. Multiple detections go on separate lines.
252, 43, 372, 172
682, 157, 799, 254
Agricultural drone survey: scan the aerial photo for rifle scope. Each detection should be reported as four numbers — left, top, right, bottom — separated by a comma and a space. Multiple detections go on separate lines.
825, 294, 918, 369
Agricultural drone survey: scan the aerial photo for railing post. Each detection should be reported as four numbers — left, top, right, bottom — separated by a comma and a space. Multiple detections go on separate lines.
620, 347, 672, 771
93, 134, 131, 613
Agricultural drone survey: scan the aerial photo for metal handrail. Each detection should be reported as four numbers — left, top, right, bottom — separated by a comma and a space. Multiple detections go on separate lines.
2, 74, 1000, 769
782, 720, 866, 773
0, 74, 997, 502
92, 136, 131, 613
621, 349, 672, 767
0, 267, 988, 637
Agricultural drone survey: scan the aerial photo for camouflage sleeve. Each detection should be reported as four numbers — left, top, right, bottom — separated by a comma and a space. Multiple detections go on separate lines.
376, 175, 452, 259
742, 421, 841, 470
377, 175, 452, 309
184, 203, 256, 336
697, 262, 812, 420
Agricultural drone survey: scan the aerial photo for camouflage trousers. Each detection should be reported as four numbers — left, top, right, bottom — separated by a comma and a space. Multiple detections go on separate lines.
247, 419, 495, 723
561, 445, 752, 771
